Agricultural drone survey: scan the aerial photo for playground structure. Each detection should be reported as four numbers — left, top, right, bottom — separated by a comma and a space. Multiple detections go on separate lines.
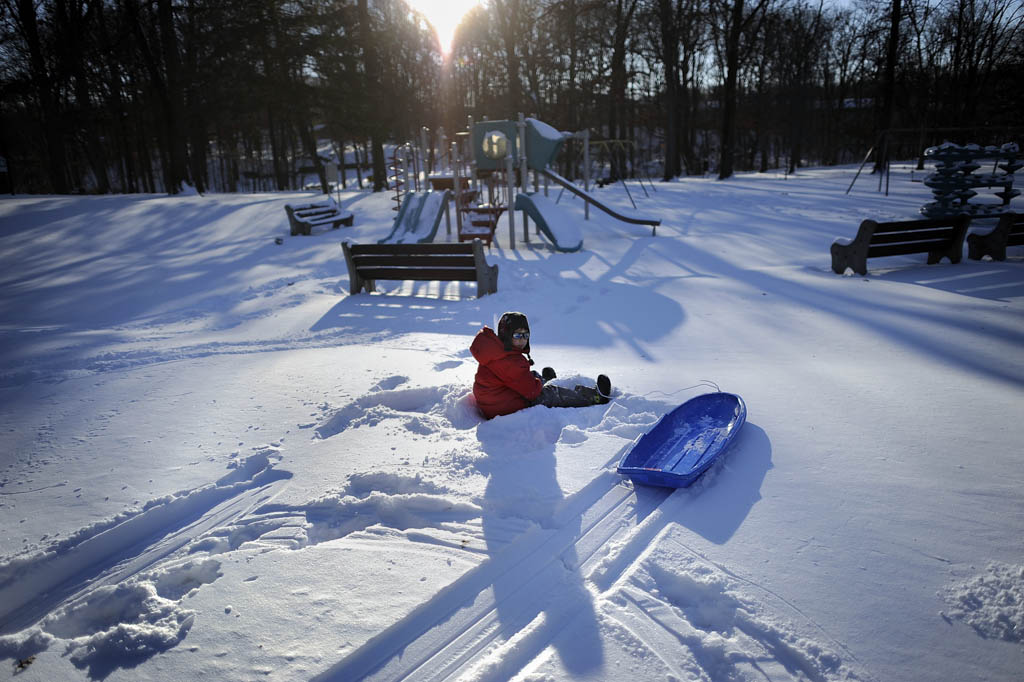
381, 115, 660, 251
920, 142, 1020, 218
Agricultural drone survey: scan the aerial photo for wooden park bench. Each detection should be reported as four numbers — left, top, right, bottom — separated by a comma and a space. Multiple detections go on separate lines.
967, 212, 1024, 261
285, 199, 354, 236
831, 216, 970, 275
341, 239, 498, 298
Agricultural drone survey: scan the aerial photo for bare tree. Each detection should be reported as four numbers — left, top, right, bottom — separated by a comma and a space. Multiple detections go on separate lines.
713, 0, 772, 179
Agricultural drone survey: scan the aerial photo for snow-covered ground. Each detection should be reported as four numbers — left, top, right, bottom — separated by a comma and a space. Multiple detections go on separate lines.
1, 164, 1022, 681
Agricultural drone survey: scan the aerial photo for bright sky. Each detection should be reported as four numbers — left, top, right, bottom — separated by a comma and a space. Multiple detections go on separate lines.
406, 0, 482, 55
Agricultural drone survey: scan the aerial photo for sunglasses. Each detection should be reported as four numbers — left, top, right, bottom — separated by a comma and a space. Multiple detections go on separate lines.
511, 332, 530, 340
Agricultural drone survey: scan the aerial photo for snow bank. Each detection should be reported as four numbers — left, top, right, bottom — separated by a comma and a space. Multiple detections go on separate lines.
527, 117, 567, 142
942, 562, 1024, 642
0, 165, 1021, 681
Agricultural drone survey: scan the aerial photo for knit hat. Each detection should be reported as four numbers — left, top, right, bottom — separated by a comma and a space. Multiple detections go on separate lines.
497, 311, 533, 364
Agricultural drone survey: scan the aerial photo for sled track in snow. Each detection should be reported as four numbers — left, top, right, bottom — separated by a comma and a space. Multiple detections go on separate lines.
0, 453, 291, 634
311, 471, 673, 682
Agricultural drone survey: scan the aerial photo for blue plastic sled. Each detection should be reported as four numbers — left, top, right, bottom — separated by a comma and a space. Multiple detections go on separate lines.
617, 392, 746, 488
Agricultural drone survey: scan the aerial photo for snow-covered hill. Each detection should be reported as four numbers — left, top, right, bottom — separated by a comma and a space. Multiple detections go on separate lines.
1, 165, 1022, 681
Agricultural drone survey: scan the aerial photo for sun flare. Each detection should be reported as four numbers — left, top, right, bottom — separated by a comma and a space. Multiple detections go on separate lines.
406, 0, 481, 56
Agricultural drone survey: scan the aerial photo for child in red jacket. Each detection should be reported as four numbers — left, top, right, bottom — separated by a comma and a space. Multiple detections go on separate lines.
470, 311, 611, 419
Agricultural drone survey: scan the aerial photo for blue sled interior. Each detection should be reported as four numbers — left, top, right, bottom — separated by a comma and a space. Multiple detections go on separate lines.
617, 392, 746, 488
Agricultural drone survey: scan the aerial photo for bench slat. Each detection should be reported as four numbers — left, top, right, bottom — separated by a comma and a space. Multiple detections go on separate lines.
357, 267, 479, 282
303, 214, 347, 225
832, 215, 970, 275
342, 239, 497, 298
352, 246, 474, 256
867, 240, 952, 258
289, 202, 333, 209
352, 254, 476, 268
286, 202, 354, 235
873, 218, 962, 233
350, 243, 475, 256
869, 228, 956, 245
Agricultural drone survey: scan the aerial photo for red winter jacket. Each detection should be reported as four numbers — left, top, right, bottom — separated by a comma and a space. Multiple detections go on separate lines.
470, 326, 542, 419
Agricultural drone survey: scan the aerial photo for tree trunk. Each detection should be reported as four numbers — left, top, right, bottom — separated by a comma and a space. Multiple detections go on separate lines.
658, 0, 681, 180
157, 0, 188, 192
301, 123, 329, 194
57, 0, 111, 193
17, 0, 69, 193
497, 0, 522, 114
718, 0, 745, 180
874, 0, 902, 173
358, 0, 387, 192
183, 1, 206, 194
609, 1, 638, 178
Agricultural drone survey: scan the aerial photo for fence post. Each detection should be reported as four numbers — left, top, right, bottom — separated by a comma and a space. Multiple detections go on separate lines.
506, 153, 516, 250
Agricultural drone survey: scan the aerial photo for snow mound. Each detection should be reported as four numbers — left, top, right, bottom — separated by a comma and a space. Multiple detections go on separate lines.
527, 117, 565, 142
941, 562, 1024, 642
43, 580, 196, 678
301, 475, 483, 546
315, 383, 481, 438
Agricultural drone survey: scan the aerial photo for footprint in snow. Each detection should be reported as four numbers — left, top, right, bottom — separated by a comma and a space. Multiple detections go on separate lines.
371, 375, 408, 392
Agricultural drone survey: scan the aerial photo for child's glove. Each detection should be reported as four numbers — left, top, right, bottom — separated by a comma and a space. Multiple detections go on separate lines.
542, 367, 557, 382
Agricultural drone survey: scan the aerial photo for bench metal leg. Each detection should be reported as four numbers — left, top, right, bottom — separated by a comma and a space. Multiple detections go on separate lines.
341, 241, 364, 294
831, 241, 867, 276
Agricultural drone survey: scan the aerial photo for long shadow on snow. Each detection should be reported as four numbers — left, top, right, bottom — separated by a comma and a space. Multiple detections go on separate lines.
675, 422, 772, 545
0, 193, 329, 328
873, 257, 1024, 303
473, 420, 605, 676
312, 247, 685, 363
651, 236, 1024, 388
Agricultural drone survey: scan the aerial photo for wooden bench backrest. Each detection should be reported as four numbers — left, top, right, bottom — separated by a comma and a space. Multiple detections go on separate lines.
349, 243, 475, 256
867, 218, 966, 258
342, 241, 498, 298
832, 216, 969, 275
349, 244, 478, 282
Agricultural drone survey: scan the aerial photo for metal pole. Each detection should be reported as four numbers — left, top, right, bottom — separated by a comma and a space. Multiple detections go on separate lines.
517, 113, 528, 243
403, 145, 411, 198
467, 116, 475, 194
444, 193, 451, 236
452, 141, 461, 240
877, 133, 888, 193
439, 127, 447, 172
506, 153, 515, 249
583, 129, 590, 220
846, 145, 875, 195
420, 126, 429, 177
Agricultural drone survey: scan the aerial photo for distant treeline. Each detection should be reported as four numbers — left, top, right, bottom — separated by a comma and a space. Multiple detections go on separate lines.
1, 0, 1021, 194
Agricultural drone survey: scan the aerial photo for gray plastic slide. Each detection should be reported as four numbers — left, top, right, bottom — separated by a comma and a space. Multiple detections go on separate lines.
513, 192, 584, 252
378, 190, 451, 244
541, 169, 660, 234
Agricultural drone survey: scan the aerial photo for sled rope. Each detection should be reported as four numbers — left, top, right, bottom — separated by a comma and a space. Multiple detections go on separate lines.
643, 379, 721, 399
